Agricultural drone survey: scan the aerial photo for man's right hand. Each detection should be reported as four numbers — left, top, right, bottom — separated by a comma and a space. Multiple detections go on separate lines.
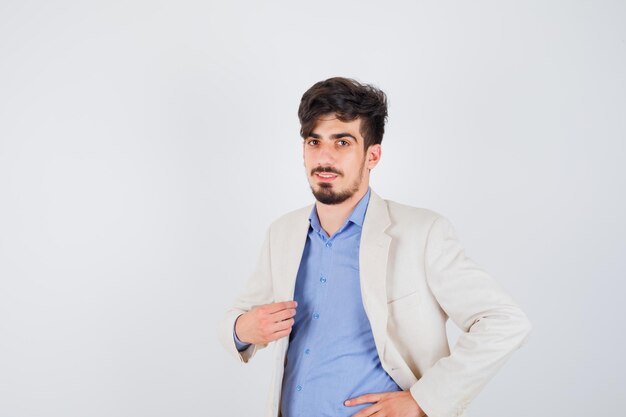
234, 301, 298, 345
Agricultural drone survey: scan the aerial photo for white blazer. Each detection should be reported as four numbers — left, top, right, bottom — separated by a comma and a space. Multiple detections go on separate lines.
219, 191, 531, 417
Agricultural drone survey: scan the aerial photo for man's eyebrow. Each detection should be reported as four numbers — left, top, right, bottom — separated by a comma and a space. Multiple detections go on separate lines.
308, 132, 358, 142
331, 133, 357, 141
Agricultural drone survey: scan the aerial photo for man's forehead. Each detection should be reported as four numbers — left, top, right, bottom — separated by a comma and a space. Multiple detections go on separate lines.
311, 114, 361, 130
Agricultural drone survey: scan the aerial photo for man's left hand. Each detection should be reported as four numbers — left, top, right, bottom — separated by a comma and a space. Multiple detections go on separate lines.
344, 391, 426, 417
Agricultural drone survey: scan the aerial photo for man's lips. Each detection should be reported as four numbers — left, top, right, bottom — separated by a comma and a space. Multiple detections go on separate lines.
315, 172, 338, 181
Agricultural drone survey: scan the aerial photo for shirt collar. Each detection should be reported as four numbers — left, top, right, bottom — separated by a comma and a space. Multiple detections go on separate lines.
309, 188, 371, 234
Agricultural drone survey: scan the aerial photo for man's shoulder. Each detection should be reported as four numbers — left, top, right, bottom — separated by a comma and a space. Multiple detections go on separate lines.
379, 194, 443, 225
268, 203, 313, 232
376, 197, 448, 241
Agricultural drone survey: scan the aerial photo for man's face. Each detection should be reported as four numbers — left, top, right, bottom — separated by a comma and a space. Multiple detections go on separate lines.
303, 114, 381, 205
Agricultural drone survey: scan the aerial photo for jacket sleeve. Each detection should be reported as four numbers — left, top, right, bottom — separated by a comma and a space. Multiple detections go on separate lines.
410, 216, 532, 417
218, 226, 275, 363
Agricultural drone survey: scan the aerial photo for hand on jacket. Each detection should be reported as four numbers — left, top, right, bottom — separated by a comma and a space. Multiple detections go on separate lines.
234, 301, 297, 345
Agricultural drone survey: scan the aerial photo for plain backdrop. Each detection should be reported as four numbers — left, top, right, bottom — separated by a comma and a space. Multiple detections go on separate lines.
1, 1, 625, 416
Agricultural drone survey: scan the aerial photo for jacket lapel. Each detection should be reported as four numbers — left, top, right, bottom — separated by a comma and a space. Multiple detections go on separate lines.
359, 191, 392, 360
273, 206, 312, 302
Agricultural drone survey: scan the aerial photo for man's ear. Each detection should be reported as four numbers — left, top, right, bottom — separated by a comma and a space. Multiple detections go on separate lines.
366, 144, 381, 169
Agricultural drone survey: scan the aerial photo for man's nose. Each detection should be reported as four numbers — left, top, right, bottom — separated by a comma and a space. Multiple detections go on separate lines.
317, 142, 336, 164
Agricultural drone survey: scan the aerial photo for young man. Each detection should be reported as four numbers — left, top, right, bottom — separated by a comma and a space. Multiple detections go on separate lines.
219, 77, 531, 417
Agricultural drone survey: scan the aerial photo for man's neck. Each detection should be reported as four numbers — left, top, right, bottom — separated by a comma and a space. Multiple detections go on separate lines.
315, 187, 369, 237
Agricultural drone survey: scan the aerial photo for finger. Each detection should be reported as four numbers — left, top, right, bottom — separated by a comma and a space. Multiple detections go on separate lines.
270, 317, 295, 332
345, 393, 382, 406
271, 308, 297, 322
350, 403, 382, 417
265, 300, 298, 314
267, 327, 292, 341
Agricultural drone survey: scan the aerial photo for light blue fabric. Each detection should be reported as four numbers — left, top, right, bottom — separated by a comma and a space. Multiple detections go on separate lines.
234, 317, 250, 351
280, 188, 401, 417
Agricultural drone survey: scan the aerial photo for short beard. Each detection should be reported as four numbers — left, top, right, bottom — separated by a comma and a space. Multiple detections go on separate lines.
310, 162, 365, 205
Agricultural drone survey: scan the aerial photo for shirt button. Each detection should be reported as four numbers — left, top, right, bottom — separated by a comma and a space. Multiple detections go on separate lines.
320, 276, 327, 283
296, 385, 302, 391
305, 348, 311, 355
325, 241, 332, 248
313, 313, 320, 320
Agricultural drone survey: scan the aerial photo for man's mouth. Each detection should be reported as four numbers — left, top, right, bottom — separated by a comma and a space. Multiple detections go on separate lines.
315, 172, 338, 181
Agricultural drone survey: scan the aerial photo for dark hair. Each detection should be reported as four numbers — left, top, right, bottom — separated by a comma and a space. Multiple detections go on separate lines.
298, 77, 388, 149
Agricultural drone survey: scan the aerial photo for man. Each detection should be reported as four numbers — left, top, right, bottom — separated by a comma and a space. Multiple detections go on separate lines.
219, 77, 531, 417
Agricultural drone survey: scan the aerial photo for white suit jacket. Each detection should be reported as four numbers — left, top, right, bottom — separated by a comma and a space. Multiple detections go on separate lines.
219, 191, 531, 417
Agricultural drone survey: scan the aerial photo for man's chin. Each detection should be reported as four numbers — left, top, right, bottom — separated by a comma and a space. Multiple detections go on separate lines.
311, 185, 353, 205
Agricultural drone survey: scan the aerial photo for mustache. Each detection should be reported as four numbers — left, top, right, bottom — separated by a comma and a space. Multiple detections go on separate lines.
311, 166, 343, 176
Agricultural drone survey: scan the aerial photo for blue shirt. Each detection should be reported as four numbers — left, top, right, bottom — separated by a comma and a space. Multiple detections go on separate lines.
280, 189, 401, 417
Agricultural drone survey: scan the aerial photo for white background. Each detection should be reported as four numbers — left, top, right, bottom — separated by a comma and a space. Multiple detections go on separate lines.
1, 1, 625, 416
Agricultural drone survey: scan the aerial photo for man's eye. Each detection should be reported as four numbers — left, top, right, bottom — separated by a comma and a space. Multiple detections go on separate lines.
307, 139, 318, 145
338, 140, 349, 146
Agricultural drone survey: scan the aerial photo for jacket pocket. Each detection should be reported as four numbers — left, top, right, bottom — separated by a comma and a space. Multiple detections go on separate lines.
387, 290, 420, 322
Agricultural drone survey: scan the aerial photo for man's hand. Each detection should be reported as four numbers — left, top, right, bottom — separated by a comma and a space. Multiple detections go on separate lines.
234, 301, 297, 345
345, 391, 426, 417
